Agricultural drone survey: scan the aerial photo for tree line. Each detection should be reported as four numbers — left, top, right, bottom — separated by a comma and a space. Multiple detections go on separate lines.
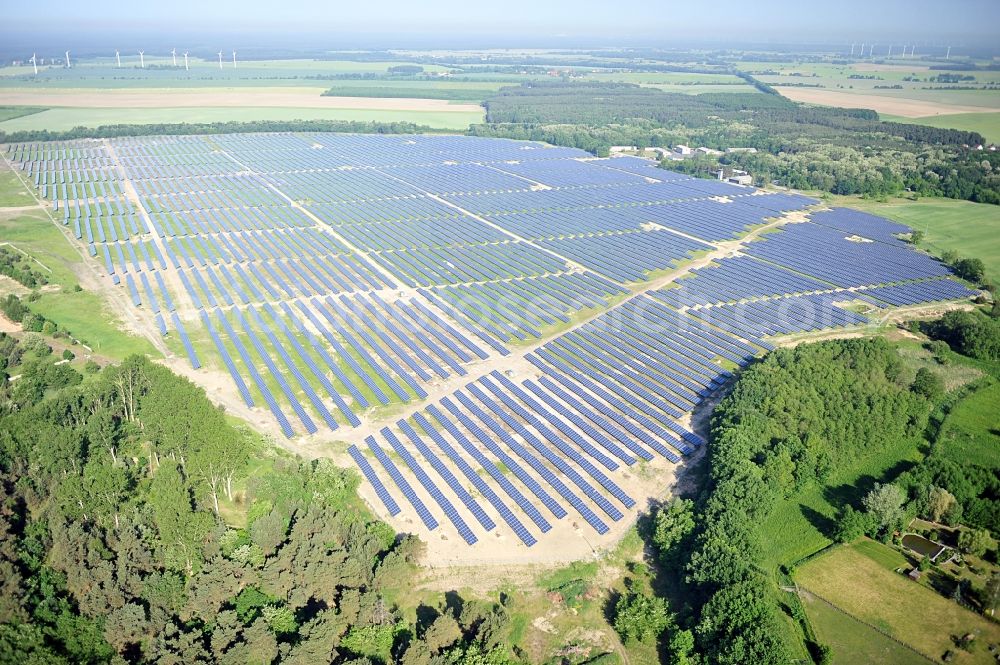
0, 246, 49, 288
0, 120, 446, 145
475, 81, 997, 204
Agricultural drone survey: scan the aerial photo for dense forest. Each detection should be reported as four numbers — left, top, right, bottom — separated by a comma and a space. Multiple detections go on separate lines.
473, 81, 999, 203
0, 345, 518, 665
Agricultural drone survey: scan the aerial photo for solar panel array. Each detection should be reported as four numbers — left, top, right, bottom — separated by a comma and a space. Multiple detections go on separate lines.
5, 133, 980, 550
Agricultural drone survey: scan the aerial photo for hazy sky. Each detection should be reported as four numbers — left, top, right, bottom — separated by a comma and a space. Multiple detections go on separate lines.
3, 0, 998, 46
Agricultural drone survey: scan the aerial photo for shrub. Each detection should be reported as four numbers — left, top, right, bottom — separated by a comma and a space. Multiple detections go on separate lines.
911, 367, 944, 399
612, 592, 669, 644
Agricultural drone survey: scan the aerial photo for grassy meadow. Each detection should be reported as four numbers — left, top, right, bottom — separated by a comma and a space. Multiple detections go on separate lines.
799, 592, 930, 665
796, 540, 1000, 665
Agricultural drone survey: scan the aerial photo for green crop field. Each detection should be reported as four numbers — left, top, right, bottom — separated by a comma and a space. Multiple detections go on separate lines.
881, 111, 1000, 142
834, 196, 1000, 282
800, 593, 929, 665
0, 105, 484, 132
796, 540, 1000, 665
0, 105, 47, 122
0, 58, 452, 82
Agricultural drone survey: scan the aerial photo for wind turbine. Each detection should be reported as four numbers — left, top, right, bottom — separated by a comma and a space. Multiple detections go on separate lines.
65, 50, 71, 68
232, 50, 237, 68
850, 43, 855, 56
183, 51, 189, 70
138, 50, 145, 68
870, 43, 876, 58
115, 49, 121, 68
171, 48, 177, 67
217, 51, 223, 69
887, 44, 892, 58
946, 46, 951, 59
30, 53, 37, 75
860, 43, 865, 58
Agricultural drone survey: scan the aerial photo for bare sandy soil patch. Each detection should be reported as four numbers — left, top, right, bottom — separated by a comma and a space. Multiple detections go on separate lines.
0, 89, 483, 113
775, 87, 995, 117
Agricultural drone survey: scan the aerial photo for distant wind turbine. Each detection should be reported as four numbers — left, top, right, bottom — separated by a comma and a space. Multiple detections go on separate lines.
887, 45, 892, 58
183, 51, 189, 71
946, 46, 951, 59
171, 48, 177, 67
217, 51, 223, 69
115, 49, 121, 68
30, 53, 37, 75
232, 50, 237, 69
870, 43, 875, 58
65, 50, 70, 68
850, 43, 855, 56
138, 50, 145, 68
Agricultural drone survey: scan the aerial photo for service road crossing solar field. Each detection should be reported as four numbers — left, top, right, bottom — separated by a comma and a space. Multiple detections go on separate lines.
3, 133, 980, 564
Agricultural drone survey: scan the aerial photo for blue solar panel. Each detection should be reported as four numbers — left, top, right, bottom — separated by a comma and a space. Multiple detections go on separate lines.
366, 436, 438, 530
381, 427, 477, 544
348, 445, 401, 516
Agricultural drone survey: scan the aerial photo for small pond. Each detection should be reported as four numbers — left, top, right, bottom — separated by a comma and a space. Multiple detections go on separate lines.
902, 534, 947, 560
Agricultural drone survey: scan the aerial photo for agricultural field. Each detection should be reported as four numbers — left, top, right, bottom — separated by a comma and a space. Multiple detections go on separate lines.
0, 105, 484, 132
735, 59, 1000, 119
796, 540, 1000, 664
0, 58, 491, 132
881, 111, 1000, 142
0, 57, 455, 86
799, 592, 929, 665
0, 85, 485, 132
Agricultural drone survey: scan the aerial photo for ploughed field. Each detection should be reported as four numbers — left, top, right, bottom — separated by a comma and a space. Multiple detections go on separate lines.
2, 133, 979, 561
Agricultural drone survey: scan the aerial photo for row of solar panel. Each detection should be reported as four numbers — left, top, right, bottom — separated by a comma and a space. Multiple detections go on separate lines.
429, 271, 627, 343
659, 254, 832, 307
684, 293, 872, 338
193, 292, 491, 435
367, 240, 568, 286
163, 227, 350, 266
350, 365, 707, 545
746, 221, 951, 288
71, 214, 146, 244
537, 229, 710, 283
